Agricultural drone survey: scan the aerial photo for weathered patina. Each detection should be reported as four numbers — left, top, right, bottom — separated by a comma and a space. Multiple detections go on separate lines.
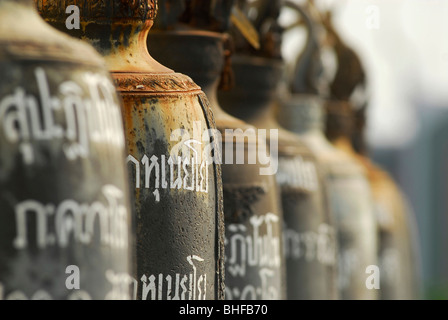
36, 0, 225, 300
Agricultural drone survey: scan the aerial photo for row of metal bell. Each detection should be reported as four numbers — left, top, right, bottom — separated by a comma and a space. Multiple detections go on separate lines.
0, 0, 420, 300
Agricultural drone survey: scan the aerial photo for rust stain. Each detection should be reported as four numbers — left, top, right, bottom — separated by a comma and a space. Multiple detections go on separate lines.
36, 0, 158, 23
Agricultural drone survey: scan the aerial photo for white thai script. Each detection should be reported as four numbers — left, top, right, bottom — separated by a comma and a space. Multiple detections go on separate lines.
0, 68, 124, 164
12, 185, 129, 250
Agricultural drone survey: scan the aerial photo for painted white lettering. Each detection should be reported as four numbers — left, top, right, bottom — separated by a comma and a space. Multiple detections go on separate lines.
0, 68, 124, 164
139, 255, 207, 300
12, 185, 128, 250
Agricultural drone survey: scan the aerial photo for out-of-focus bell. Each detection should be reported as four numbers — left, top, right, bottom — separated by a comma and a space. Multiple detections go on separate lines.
350, 69, 422, 301
0, 0, 133, 299
278, 3, 378, 300
218, 0, 339, 300
320, 7, 421, 299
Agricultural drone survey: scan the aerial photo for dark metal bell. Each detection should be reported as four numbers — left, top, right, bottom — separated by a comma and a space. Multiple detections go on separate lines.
36, 0, 225, 300
0, 0, 134, 299
278, 2, 378, 300
281, 100, 379, 301
216, 0, 339, 300
323, 100, 379, 300
148, 0, 287, 300
219, 54, 339, 300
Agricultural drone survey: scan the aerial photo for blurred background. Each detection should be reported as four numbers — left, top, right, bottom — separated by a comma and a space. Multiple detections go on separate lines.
279, 0, 448, 299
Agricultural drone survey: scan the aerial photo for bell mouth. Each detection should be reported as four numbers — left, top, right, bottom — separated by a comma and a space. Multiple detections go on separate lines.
151, 29, 224, 39
148, 30, 227, 86
35, 0, 158, 24
224, 54, 284, 95
324, 99, 355, 141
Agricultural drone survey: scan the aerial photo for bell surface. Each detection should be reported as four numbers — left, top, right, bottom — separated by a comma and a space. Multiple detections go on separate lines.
36, 0, 225, 300
278, 2, 379, 299
149, 29, 287, 300
356, 154, 420, 299
0, 0, 134, 300
218, 54, 339, 300
280, 94, 378, 300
